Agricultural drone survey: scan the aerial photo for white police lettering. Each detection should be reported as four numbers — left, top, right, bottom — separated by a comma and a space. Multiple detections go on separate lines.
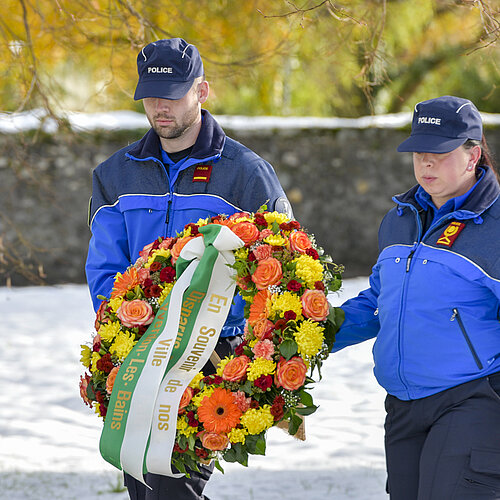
148, 67, 173, 74
418, 116, 441, 125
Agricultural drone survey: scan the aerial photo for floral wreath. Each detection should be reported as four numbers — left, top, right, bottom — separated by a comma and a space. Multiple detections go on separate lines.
80, 206, 344, 474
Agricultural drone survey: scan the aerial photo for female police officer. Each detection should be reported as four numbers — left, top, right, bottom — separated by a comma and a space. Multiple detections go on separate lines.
333, 96, 500, 499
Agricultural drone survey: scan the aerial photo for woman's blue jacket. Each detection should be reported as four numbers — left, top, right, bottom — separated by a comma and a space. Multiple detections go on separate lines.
333, 166, 500, 400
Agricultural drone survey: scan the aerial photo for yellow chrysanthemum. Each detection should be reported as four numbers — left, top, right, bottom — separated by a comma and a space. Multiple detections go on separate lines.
228, 427, 248, 444
294, 320, 325, 358
189, 372, 204, 389
247, 358, 276, 381
192, 386, 215, 407
196, 217, 211, 226
264, 211, 290, 225
94, 402, 102, 416
216, 356, 232, 377
109, 296, 124, 313
232, 216, 254, 224
264, 234, 287, 247
177, 416, 198, 437
91, 351, 101, 372
233, 247, 249, 260
110, 331, 136, 361
270, 291, 303, 319
80, 345, 92, 368
145, 248, 171, 268
241, 405, 274, 435
293, 255, 324, 288
248, 338, 258, 348
158, 283, 174, 306
98, 321, 122, 342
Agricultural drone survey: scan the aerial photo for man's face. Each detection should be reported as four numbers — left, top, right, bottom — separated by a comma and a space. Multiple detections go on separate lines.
142, 80, 203, 142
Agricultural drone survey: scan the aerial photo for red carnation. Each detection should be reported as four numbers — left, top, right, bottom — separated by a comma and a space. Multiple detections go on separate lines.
247, 252, 256, 262
144, 284, 162, 298
284, 310, 297, 322
195, 447, 209, 459
187, 411, 200, 427
234, 340, 248, 356
152, 239, 161, 250
250, 399, 260, 409
143, 278, 154, 288
203, 375, 223, 386
306, 248, 319, 260
174, 443, 188, 454
274, 319, 288, 331
186, 223, 200, 235
159, 266, 176, 283
254, 375, 273, 391
149, 261, 162, 272
254, 213, 267, 226
287, 280, 302, 292
314, 281, 325, 291
270, 395, 285, 421
96, 353, 114, 374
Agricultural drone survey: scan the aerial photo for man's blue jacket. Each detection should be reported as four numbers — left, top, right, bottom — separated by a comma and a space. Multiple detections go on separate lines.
85, 110, 291, 337
333, 166, 500, 400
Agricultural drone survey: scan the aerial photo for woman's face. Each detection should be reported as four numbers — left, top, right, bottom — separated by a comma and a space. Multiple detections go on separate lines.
413, 145, 481, 208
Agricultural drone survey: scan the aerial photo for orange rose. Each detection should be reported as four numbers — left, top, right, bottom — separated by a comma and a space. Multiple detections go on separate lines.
179, 386, 194, 412
171, 235, 198, 263
252, 319, 274, 340
106, 366, 120, 395
231, 221, 260, 246
289, 231, 312, 253
200, 431, 230, 451
275, 356, 307, 391
94, 300, 109, 330
117, 299, 154, 327
301, 289, 329, 321
251, 257, 283, 290
222, 355, 250, 382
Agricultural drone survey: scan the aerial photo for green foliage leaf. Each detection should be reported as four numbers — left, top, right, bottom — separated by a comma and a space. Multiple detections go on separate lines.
295, 405, 318, 416
279, 339, 298, 360
288, 413, 303, 436
245, 433, 266, 455
214, 459, 224, 474
299, 390, 314, 407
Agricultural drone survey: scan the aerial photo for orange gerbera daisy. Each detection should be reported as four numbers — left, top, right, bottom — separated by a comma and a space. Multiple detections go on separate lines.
197, 387, 242, 434
111, 267, 141, 298
248, 289, 272, 326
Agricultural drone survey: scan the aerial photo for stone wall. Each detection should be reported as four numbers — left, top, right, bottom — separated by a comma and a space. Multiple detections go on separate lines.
1, 122, 499, 286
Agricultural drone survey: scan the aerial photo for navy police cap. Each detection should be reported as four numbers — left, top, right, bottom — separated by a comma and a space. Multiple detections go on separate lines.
134, 38, 204, 101
397, 95, 483, 154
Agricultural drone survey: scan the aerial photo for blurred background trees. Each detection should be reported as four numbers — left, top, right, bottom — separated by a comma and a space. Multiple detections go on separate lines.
1, 0, 499, 118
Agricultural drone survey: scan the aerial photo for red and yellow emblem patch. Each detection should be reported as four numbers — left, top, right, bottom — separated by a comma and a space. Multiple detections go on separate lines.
436, 221, 465, 247
192, 164, 212, 183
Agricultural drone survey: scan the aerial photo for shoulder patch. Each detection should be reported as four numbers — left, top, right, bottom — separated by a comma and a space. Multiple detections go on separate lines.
274, 196, 294, 219
436, 221, 465, 247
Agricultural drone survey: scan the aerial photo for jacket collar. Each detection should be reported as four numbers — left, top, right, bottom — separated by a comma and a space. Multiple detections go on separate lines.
128, 109, 226, 162
394, 165, 500, 217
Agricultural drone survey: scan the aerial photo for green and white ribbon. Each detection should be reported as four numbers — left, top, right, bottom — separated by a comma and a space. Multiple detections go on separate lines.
99, 224, 244, 486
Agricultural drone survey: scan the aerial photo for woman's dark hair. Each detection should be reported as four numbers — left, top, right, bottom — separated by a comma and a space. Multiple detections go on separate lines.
463, 135, 499, 182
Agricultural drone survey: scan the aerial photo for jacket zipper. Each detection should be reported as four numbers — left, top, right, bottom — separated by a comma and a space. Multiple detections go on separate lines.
451, 308, 483, 370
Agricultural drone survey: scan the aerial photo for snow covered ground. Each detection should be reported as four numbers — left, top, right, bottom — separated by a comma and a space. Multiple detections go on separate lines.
0, 277, 389, 500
